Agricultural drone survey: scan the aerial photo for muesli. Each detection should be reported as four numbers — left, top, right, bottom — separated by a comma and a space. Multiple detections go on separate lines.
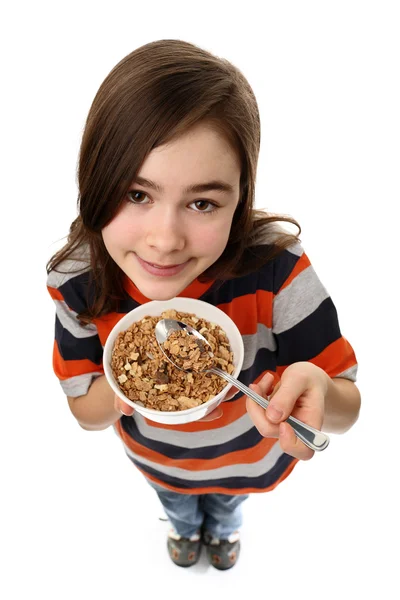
162, 328, 215, 372
111, 309, 234, 411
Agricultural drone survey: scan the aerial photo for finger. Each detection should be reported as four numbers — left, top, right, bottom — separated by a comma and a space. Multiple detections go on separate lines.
246, 383, 279, 438
114, 395, 135, 416
269, 380, 281, 399
255, 372, 275, 397
223, 385, 239, 401
278, 422, 315, 461
265, 377, 307, 424
199, 406, 223, 422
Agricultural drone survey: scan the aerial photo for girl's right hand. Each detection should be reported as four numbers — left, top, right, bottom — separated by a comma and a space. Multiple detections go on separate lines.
114, 394, 135, 417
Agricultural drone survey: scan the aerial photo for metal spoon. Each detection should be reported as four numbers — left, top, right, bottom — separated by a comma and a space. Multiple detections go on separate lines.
155, 319, 330, 452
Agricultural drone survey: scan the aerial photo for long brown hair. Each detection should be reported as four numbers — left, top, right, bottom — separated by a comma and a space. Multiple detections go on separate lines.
47, 39, 300, 324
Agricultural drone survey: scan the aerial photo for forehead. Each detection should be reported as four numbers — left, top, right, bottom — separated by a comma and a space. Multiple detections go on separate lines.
138, 122, 241, 182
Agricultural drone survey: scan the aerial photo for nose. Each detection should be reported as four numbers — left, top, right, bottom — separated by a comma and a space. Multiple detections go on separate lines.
145, 206, 186, 254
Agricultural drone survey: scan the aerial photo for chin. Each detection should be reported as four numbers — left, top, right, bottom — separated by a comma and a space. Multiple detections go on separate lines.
136, 282, 186, 301
147, 290, 177, 301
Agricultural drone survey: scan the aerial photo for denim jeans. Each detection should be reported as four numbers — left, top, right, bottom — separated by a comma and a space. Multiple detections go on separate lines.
146, 478, 248, 539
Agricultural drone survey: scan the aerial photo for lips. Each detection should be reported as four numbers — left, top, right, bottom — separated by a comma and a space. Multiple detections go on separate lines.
146, 261, 180, 268
135, 254, 190, 277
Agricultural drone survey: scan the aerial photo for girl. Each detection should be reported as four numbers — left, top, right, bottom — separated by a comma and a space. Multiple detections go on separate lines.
46, 39, 360, 571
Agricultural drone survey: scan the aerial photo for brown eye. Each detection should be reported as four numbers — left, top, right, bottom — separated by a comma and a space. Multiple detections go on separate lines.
191, 200, 217, 213
127, 191, 149, 203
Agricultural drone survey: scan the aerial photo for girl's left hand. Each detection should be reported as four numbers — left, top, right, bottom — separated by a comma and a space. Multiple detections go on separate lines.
246, 362, 329, 460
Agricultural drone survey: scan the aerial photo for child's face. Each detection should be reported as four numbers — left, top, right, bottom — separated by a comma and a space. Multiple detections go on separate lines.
102, 121, 241, 300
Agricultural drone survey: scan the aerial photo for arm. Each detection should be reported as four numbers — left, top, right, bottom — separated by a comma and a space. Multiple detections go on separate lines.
47, 266, 134, 430
67, 375, 119, 431
323, 374, 361, 433
67, 375, 134, 431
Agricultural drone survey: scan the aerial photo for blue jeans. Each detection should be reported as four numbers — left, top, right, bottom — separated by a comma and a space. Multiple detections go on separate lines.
146, 478, 248, 539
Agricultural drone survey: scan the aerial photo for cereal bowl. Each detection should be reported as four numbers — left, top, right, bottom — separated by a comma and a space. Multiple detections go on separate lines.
103, 297, 244, 424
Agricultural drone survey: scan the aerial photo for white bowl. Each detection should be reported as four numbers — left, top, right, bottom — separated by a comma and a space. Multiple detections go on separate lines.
103, 297, 244, 424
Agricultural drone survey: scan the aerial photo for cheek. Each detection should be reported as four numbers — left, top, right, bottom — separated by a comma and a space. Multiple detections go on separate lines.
102, 210, 140, 248
194, 220, 230, 255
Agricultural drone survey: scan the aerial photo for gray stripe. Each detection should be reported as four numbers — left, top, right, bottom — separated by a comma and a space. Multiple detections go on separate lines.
60, 372, 103, 397
55, 299, 98, 338
242, 323, 276, 370
122, 438, 284, 481
286, 241, 303, 257
47, 246, 90, 289
273, 265, 329, 334
335, 364, 358, 382
133, 411, 255, 448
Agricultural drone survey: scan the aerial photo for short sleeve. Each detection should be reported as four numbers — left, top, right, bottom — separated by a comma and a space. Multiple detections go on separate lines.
272, 242, 358, 382
47, 256, 104, 397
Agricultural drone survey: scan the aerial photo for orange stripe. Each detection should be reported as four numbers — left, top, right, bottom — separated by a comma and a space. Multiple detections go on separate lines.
278, 252, 311, 292
135, 459, 298, 495
53, 340, 103, 380
93, 312, 125, 346
276, 337, 357, 379
217, 289, 273, 333
47, 286, 65, 302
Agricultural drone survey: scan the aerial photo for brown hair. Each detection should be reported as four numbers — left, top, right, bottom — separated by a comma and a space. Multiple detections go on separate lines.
47, 39, 300, 324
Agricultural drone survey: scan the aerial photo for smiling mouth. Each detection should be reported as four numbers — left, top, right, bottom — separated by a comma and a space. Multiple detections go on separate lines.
135, 254, 191, 277
143, 260, 186, 268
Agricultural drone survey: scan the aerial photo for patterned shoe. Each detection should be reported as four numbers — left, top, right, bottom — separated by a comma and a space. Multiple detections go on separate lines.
203, 530, 240, 570
167, 528, 201, 567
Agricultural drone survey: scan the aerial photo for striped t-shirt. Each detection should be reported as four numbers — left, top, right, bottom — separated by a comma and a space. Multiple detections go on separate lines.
47, 241, 357, 495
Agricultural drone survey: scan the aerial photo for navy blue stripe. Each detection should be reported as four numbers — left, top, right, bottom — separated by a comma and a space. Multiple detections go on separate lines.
128, 452, 296, 491
275, 297, 342, 365
121, 412, 263, 459
59, 271, 140, 315
118, 296, 141, 313
58, 271, 96, 315
270, 248, 301, 293
55, 316, 103, 364
202, 274, 259, 305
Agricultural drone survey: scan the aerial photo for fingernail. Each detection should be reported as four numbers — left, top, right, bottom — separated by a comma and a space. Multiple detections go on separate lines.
118, 408, 131, 416
267, 405, 283, 422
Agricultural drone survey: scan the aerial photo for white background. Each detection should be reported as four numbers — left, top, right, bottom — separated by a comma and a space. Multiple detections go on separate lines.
1, 1, 399, 598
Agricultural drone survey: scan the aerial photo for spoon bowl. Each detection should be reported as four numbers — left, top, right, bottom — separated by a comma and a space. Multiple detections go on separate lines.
155, 319, 214, 372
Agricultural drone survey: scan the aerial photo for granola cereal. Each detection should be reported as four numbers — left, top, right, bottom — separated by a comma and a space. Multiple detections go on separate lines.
111, 309, 235, 411
162, 329, 215, 372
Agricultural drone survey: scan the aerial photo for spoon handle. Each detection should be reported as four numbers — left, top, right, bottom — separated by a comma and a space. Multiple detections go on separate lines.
210, 368, 330, 452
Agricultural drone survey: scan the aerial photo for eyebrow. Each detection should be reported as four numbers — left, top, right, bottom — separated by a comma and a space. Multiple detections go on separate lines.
134, 175, 235, 195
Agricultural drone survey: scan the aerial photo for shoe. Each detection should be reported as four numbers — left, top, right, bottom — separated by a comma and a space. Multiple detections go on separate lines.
167, 528, 201, 567
203, 530, 240, 570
